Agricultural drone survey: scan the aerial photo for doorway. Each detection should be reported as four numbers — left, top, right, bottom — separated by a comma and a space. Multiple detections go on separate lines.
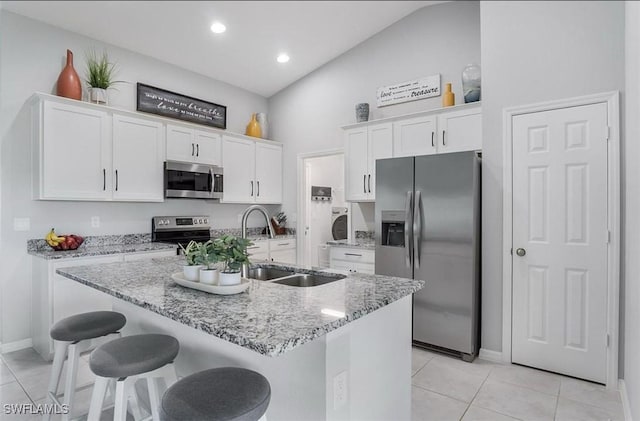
502, 92, 620, 388
296, 150, 345, 268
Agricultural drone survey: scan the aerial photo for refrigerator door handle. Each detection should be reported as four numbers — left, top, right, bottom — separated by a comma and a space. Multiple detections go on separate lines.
413, 190, 422, 269
405, 191, 413, 269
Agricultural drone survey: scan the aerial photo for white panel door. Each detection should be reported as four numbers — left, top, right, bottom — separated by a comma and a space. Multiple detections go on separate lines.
195, 130, 222, 166
437, 108, 482, 153
393, 115, 437, 157
512, 102, 609, 383
166, 124, 195, 163
221, 135, 255, 203
345, 128, 369, 201
42, 101, 111, 200
367, 122, 393, 199
112, 114, 165, 201
255, 142, 283, 204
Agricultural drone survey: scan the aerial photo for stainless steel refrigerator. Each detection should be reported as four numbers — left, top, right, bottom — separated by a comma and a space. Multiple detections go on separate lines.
375, 151, 481, 361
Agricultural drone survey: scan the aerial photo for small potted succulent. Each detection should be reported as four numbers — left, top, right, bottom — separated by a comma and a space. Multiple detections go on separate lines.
198, 240, 220, 285
85, 49, 122, 104
179, 240, 205, 281
215, 235, 252, 286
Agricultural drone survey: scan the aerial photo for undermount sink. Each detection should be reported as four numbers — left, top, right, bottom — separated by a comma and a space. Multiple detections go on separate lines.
272, 273, 346, 287
244, 267, 296, 281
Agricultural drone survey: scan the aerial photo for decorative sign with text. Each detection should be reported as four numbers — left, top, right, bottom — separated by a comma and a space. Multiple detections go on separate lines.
136, 83, 227, 129
376, 74, 441, 107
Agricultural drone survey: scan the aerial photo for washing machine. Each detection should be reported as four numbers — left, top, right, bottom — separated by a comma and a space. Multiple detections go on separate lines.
331, 207, 348, 241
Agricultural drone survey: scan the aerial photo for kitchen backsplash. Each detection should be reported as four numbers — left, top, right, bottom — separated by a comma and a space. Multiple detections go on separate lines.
355, 230, 374, 241
211, 227, 296, 238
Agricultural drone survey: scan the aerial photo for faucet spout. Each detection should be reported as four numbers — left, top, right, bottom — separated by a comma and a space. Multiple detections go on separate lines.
241, 205, 275, 239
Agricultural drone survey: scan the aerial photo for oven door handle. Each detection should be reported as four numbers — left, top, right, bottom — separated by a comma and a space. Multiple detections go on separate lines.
209, 168, 214, 196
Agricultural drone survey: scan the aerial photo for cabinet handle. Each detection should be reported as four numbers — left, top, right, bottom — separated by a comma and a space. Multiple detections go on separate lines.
192, 143, 195, 156
442, 130, 446, 146
247, 246, 260, 250
277, 243, 290, 246
103, 169, 106, 191
196, 143, 199, 157
368, 174, 371, 193
363, 174, 367, 194
257, 181, 260, 197
251, 181, 254, 196
115, 170, 119, 191
431, 132, 435, 147
345, 253, 362, 257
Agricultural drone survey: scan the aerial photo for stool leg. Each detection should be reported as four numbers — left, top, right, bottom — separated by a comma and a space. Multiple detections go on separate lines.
127, 379, 144, 421
45, 340, 69, 421
258, 416, 268, 421
88, 376, 110, 421
147, 377, 161, 421
114, 378, 129, 421
61, 342, 81, 421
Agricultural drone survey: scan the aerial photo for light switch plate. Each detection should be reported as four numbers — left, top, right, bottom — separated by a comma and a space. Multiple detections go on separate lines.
91, 216, 100, 228
333, 370, 348, 409
13, 217, 30, 231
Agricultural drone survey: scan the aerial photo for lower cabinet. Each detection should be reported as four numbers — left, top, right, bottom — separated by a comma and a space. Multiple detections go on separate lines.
329, 247, 375, 274
247, 239, 297, 265
31, 249, 176, 360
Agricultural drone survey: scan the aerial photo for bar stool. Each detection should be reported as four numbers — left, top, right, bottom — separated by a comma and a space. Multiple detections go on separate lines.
88, 333, 180, 421
159, 367, 271, 421
46, 311, 126, 421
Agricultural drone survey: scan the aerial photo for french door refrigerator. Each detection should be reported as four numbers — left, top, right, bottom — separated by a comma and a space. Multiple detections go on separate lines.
375, 151, 481, 361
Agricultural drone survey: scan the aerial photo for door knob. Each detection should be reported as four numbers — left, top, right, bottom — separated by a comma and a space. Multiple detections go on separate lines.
516, 248, 526, 257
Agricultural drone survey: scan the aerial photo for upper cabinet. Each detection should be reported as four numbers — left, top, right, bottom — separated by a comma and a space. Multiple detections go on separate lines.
221, 135, 283, 204
344, 104, 481, 202
166, 124, 221, 166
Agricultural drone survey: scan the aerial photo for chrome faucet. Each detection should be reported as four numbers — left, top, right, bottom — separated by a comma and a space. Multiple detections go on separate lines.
241, 205, 275, 239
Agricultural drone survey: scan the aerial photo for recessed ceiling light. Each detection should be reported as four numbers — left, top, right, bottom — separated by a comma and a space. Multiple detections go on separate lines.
210, 22, 226, 34
277, 53, 290, 63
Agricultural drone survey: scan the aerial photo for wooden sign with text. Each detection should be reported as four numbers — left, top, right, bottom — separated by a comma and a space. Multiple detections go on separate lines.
376, 74, 441, 107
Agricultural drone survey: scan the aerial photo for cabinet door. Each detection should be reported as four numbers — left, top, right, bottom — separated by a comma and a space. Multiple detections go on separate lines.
42, 101, 111, 200
393, 116, 437, 157
437, 108, 482, 153
112, 114, 165, 201
345, 128, 369, 201
367, 123, 393, 199
221, 136, 256, 203
195, 130, 222, 166
271, 249, 297, 265
166, 124, 195, 163
255, 142, 283, 204
247, 241, 270, 263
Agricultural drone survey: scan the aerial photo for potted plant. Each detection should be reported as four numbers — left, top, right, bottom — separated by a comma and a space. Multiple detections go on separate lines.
215, 235, 252, 286
198, 240, 220, 285
179, 240, 205, 282
85, 50, 122, 104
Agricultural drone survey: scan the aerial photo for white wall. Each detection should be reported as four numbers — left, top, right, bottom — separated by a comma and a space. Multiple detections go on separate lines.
269, 1, 481, 221
351, 203, 374, 239
0, 11, 278, 345
480, 1, 625, 353
624, 1, 639, 416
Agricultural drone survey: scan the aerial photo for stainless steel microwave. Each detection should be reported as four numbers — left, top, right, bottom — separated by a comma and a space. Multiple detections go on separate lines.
164, 161, 223, 199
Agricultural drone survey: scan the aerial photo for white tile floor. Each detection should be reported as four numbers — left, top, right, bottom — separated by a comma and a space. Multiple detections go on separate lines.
0, 346, 626, 420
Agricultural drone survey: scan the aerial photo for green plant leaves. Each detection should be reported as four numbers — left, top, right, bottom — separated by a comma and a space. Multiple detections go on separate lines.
85, 49, 123, 89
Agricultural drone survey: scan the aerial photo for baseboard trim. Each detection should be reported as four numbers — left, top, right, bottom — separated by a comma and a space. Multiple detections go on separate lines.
479, 348, 504, 363
1, 338, 33, 354
619, 379, 633, 421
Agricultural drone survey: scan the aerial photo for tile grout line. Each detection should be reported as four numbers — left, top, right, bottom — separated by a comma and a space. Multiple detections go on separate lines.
459, 361, 496, 420
2, 359, 37, 406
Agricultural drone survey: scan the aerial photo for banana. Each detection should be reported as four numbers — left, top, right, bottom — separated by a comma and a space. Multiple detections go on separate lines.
45, 228, 65, 247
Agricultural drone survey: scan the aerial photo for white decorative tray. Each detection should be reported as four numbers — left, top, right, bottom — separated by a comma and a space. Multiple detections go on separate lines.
170, 272, 250, 295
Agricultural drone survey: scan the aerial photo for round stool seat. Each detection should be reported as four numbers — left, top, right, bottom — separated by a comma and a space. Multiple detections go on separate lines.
160, 367, 271, 421
90, 334, 179, 378
50, 311, 126, 342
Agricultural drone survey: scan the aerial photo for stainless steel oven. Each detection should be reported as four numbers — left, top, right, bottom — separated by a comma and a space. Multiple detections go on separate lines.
164, 161, 223, 199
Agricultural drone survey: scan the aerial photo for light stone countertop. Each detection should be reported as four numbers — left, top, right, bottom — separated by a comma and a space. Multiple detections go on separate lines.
28, 241, 178, 260
326, 241, 375, 250
56, 256, 423, 357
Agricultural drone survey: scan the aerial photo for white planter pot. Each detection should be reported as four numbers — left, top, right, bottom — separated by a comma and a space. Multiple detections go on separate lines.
183, 265, 204, 282
199, 268, 219, 285
219, 271, 241, 286
89, 87, 108, 104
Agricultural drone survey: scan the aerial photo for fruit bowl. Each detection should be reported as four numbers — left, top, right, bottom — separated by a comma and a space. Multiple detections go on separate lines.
46, 229, 84, 251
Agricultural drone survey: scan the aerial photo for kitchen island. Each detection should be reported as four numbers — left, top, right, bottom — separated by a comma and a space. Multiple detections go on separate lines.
57, 256, 423, 420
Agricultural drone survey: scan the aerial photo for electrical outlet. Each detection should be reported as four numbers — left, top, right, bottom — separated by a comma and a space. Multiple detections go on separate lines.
13, 217, 30, 231
91, 216, 100, 228
333, 370, 348, 409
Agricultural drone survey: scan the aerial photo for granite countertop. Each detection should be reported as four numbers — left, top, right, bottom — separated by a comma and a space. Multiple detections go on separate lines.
56, 256, 423, 357
246, 234, 297, 242
326, 241, 375, 250
28, 241, 177, 260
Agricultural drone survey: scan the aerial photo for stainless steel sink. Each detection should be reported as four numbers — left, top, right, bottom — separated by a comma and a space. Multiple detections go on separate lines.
272, 273, 346, 287
244, 267, 295, 281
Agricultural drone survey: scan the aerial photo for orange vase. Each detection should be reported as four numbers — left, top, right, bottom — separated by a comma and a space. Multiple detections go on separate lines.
442, 83, 455, 107
56, 49, 82, 100
245, 113, 262, 138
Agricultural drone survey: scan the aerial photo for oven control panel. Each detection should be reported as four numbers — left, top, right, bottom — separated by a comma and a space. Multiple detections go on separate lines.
152, 216, 211, 231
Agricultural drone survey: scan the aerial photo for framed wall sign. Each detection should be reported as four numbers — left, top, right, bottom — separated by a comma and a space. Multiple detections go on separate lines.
376, 74, 441, 107
136, 83, 227, 129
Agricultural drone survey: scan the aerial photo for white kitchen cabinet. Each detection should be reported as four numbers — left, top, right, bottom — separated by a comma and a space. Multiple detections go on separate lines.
329, 246, 375, 274
247, 240, 270, 262
436, 108, 482, 153
32, 249, 176, 361
112, 114, 165, 202
37, 100, 111, 200
393, 115, 437, 158
269, 239, 297, 265
221, 135, 283, 204
123, 249, 177, 261
345, 123, 393, 201
166, 124, 222, 166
